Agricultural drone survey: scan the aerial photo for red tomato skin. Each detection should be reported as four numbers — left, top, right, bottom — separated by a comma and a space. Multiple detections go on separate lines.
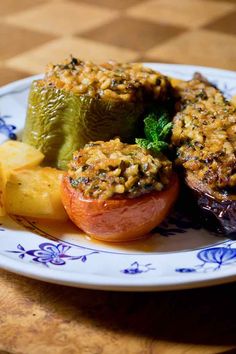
61, 174, 179, 242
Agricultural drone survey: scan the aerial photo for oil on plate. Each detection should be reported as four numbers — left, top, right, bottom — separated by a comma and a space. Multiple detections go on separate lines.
0, 63, 236, 291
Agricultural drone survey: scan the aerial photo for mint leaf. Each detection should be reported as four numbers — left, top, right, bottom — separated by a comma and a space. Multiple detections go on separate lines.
136, 108, 172, 153
158, 119, 172, 140
135, 138, 150, 149
143, 114, 159, 141
149, 141, 169, 152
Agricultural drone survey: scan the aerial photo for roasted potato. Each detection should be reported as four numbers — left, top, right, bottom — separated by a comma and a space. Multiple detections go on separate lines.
232, 95, 236, 107
0, 162, 7, 216
0, 140, 44, 170
0, 140, 45, 215
5, 167, 68, 221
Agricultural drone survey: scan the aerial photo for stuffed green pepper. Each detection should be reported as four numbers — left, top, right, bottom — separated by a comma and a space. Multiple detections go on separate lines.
23, 57, 172, 169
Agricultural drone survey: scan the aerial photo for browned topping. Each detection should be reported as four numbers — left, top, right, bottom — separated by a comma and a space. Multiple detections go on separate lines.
172, 77, 236, 192
68, 138, 172, 200
41, 57, 171, 102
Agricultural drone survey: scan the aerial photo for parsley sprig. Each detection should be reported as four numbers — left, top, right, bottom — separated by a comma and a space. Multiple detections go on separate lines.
135, 109, 172, 154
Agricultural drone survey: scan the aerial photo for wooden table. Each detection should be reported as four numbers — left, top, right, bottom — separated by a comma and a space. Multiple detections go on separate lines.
1, 270, 236, 354
1, 1, 236, 353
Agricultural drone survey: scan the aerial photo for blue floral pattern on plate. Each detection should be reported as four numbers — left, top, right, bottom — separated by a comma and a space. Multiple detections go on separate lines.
0, 115, 17, 140
153, 211, 202, 236
176, 242, 236, 273
121, 262, 155, 274
7, 242, 98, 267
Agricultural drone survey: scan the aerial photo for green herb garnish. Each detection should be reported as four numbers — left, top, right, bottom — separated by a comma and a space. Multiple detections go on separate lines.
136, 109, 172, 154
70, 176, 89, 188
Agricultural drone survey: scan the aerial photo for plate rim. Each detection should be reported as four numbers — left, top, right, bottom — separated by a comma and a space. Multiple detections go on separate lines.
1, 251, 236, 291
1, 62, 236, 291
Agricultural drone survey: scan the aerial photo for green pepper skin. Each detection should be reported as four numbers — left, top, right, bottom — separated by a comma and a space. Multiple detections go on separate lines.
23, 81, 144, 170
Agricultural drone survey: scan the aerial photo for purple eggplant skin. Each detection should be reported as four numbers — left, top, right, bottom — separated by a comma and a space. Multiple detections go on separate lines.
185, 174, 236, 237
196, 193, 236, 237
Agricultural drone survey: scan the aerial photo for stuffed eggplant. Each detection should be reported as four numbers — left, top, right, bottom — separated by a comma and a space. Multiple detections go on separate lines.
171, 74, 236, 235
23, 58, 172, 170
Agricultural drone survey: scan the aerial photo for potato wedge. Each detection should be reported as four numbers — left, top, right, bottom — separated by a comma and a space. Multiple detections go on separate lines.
232, 95, 236, 107
0, 140, 45, 215
5, 167, 68, 221
0, 162, 8, 216
0, 140, 44, 171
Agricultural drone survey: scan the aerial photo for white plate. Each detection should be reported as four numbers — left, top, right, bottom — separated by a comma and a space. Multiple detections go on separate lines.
0, 63, 236, 291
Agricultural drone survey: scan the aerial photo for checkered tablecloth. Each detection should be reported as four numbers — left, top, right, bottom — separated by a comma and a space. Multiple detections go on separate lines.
0, 0, 235, 86
1, 2, 236, 354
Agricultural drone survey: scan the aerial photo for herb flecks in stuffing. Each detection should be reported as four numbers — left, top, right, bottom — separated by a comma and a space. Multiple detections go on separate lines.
172, 76, 236, 191
44, 57, 171, 102
68, 138, 172, 200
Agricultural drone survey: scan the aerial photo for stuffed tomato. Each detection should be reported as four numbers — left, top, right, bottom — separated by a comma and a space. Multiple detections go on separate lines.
61, 139, 179, 242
